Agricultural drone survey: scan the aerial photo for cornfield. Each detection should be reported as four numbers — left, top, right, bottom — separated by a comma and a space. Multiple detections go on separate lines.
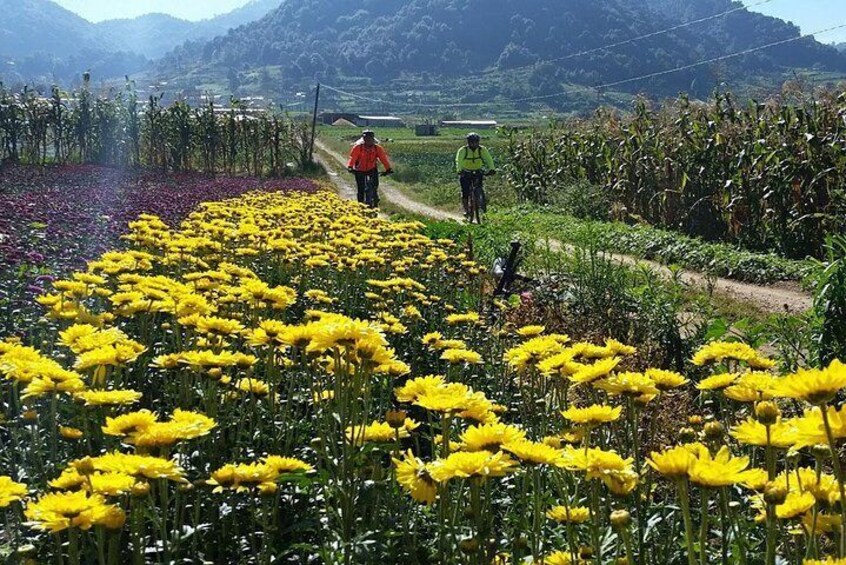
506, 92, 846, 259
0, 75, 312, 176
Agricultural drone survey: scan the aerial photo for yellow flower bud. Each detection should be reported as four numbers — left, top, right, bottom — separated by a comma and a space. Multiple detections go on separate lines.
386, 410, 408, 429
764, 482, 788, 506
611, 509, 631, 529
704, 421, 724, 441
755, 401, 780, 425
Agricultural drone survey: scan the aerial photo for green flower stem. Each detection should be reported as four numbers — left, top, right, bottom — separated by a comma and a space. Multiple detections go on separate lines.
531, 466, 543, 558
96, 527, 106, 565
699, 488, 710, 565
720, 486, 747, 565
68, 527, 80, 565
765, 427, 776, 565
590, 479, 602, 565
621, 526, 635, 565
107, 530, 119, 565
470, 479, 484, 565
820, 405, 846, 556
677, 479, 698, 565
54, 532, 64, 565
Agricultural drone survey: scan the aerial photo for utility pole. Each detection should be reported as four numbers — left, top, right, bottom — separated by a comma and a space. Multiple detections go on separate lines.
309, 83, 321, 163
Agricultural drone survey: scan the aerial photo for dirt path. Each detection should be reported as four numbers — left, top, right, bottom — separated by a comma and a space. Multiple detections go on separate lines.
315, 139, 812, 315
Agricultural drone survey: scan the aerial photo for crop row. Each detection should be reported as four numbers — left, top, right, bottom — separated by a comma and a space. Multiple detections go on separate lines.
505, 92, 846, 259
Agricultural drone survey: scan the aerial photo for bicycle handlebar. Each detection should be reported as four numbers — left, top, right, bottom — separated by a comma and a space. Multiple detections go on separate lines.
348, 168, 393, 176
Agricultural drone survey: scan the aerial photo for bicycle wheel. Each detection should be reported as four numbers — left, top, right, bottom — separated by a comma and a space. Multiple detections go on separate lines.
466, 181, 478, 223
472, 179, 484, 224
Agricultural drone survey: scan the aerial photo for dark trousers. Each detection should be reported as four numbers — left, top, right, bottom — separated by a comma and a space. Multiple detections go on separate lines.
354, 170, 379, 206
460, 172, 485, 211
459, 174, 478, 200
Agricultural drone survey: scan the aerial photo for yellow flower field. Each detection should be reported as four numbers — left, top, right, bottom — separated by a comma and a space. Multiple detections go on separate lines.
1, 189, 845, 564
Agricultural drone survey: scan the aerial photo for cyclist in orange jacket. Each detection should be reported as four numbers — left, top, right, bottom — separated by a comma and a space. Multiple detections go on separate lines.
347, 130, 393, 207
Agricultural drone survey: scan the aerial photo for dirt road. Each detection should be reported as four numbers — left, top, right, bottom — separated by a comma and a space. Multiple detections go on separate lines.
315, 139, 812, 315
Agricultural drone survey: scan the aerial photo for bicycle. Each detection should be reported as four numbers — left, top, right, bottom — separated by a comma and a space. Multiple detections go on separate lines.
461, 170, 493, 224
485, 240, 536, 324
352, 169, 392, 208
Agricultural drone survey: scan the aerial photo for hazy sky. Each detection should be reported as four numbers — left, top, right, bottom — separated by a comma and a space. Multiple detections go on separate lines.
53, 0, 846, 43
744, 0, 846, 42
54, 0, 253, 22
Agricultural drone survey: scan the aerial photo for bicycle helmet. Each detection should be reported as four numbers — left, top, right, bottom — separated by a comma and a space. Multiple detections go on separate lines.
466, 132, 481, 143
362, 130, 376, 138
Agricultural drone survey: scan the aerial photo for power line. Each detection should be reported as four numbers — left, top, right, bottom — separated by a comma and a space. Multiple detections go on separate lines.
596, 22, 846, 90
321, 21, 846, 110
481, 0, 780, 77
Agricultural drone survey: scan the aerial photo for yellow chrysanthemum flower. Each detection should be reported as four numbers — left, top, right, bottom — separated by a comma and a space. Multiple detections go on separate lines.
772, 360, 846, 405
546, 505, 591, 524
0, 476, 27, 508
596, 372, 659, 398
569, 358, 620, 386
262, 456, 313, 475
392, 450, 437, 505
692, 341, 776, 369
346, 419, 419, 445
793, 406, 846, 449
81, 453, 186, 482
645, 368, 688, 391
561, 404, 622, 426
101, 410, 158, 437
729, 417, 798, 449
502, 440, 566, 466
740, 468, 770, 492
74, 389, 142, 406
428, 451, 517, 483
804, 557, 846, 565
647, 445, 697, 479
537, 551, 574, 564
696, 372, 738, 391
445, 312, 480, 326
516, 325, 545, 338
24, 491, 123, 533
560, 446, 633, 480
460, 423, 527, 452
775, 491, 816, 520
440, 348, 483, 365
688, 447, 749, 488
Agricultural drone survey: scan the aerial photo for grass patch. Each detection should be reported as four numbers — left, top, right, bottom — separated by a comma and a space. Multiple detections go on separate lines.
490, 206, 816, 284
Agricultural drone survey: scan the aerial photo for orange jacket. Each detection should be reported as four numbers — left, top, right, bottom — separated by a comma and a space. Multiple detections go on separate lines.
347, 141, 392, 172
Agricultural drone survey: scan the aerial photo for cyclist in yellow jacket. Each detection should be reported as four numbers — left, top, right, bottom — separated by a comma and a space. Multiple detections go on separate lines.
455, 133, 496, 219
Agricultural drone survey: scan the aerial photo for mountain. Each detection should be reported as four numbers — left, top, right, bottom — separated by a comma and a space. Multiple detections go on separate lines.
836, 42, 846, 53
0, 0, 148, 85
0, 0, 279, 86
0, 0, 111, 59
156, 0, 846, 107
96, 14, 196, 60
97, 0, 281, 60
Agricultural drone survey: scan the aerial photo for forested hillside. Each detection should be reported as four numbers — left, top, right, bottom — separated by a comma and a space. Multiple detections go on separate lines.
157, 0, 846, 102
97, 0, 280, 60
0, 0, 280, 84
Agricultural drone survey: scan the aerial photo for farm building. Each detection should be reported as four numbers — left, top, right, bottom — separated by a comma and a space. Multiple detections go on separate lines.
440, 120, 498, 129
319, 113, 406, 128
415, 124, 438, 136
320, 112, 360, 125
357, 115, 405, 128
